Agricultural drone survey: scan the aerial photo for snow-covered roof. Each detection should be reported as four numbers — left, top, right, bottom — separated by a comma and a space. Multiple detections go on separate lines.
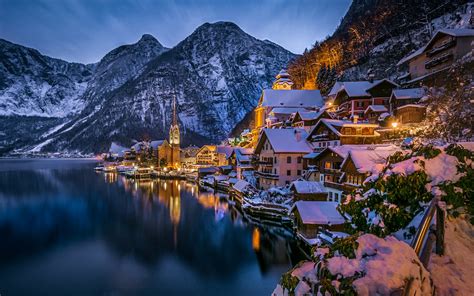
340, 81, 378, 97
233, 179, 251, 193
216, 146, 234, 158
198, 167, 218, 173
303, 152, 320, 159
271, 107, 307, 115
292, 201, 345, 225
397, 46, 426, 66
343, 147, 400, 174
291, 180, 327, 194
233, 147, 254, 163
295, 110, 328, 121
260, 89, 323, 108
259, 128, 312, 153
328, 82, 343, 97
109, 142, 129, 155
391, 88, 425, 100
364, 105, 388, 113
323, 145, 399, 160
396, 104, 426, 110
309, 119, 378, 138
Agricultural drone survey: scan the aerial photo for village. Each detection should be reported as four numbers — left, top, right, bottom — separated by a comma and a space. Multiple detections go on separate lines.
94, 27, 474, 257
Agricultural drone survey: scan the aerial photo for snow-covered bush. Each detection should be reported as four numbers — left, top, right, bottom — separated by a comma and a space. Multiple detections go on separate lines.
275, 234, 432, 295
340, 143, 474, 239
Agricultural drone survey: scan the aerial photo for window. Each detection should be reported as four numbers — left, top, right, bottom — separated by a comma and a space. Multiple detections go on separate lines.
297, 156, 302, 164
274, 168, 277, 174
325, 161, 331, 169
285, 181, 290, 185
334, 141, 338, 146
297, 170, 301, 176
320, 175, 324, 182
287, 156, 292, 163
287, 170, 291, 176
274, 157, 277, 164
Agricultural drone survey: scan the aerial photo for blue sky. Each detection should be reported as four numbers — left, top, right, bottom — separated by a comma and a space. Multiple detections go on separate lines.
0, 0, 351, 64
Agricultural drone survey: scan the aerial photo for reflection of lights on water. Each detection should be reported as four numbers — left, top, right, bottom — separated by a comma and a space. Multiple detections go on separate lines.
252, 227, 261, 251
191, 186, 194, 195
164, 182, 167, 190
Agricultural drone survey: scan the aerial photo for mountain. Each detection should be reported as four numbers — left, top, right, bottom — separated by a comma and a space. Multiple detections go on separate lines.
288, 0, 471, 91
0, 34, 169, 155
0, 38, 94, 117
21, 22, 295, 154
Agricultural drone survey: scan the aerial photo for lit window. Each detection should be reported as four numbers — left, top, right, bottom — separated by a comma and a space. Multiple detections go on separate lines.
325, 162, 331, 169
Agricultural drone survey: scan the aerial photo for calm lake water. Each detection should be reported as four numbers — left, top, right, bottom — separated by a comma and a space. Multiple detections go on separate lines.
0, 159, 303, 296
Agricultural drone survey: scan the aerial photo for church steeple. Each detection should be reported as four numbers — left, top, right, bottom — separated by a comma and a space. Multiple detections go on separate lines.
272, 69, 293, 90
169, 95, 180, 147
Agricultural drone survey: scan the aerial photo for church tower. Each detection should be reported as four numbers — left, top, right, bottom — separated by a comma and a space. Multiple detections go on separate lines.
272, 69, 293, 90
169, 95, 181, 168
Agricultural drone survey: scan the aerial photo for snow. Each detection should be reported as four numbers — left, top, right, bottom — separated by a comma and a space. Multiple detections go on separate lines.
150, 140, 166, 149
343, 235, 431, 295
303, 152, 320, 159
290, 180, 327, 194
337, 80, 377, 97
260, 128, 312, 153
292, 201, 345, 225
344, 147, 400, 174
391, 88, 425, 100
108, 142, 129, 155
260, 89, 323, 108
429, 217, 474, 295
364, 105, 387, 113
271, 107, 307, 115
28, 138, 53, 152
216, 145, 234, 158
396, 104, 426, 110
233, 180, 251, 193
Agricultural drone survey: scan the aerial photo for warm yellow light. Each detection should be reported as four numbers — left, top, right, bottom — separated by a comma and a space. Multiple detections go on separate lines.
391, 122, 398, 128
150, 166, 154, 169
328, 102, 333, 106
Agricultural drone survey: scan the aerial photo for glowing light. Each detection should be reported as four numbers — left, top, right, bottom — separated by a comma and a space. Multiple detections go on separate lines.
328, 102, 333, 106
252, 228, 261, 251
391, 122, 398, 128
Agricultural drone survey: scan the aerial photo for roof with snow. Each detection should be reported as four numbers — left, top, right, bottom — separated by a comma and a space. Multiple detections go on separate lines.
365, 105, 388, 113
308, 119, 379, 138
271, 107, 307, 115
396, 104, 426, 110
216, 146, 234, 158
331, 79, 397, 98
109, 142, 129, 155
290, 180, 327, 194
292, 201, 345, 225
328, 82, 343, 97
391, 88, 425, 100
260, 89, 323, 108
233, 179, 251, 193
256, 128, 312, 154
342, 147, 400, 174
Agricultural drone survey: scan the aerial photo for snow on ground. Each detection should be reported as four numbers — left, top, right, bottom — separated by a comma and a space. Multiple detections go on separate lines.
429, 217, 474, 295
273, 234, 432, 296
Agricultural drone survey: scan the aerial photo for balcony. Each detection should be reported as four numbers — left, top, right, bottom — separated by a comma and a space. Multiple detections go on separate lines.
425, 53, 453, 69
426, 39, 455, 57
255, 171, 279, 179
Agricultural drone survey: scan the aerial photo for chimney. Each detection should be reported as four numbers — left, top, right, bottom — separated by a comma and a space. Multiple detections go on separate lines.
295, 129, 301, 141
353, 115, 359, 124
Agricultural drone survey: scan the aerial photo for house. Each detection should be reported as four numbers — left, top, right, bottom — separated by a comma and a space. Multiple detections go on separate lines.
290, 180, 328, 201
252, 69, 324, 145
395, 104, 427, 124
254, 128, 312, 189
364, 105, 388, 124
291, 201, 346, 238
397, 29, 474, 85
228, 147, 254, 179
389, 88, 426, 113
306, 118, 380, 149
291, 109, 332, 131
180, 145, 200, 168
304, 145, 399, 202
340, 147, 400, 191
195, 145, 233, 166
331, 79, 399, 119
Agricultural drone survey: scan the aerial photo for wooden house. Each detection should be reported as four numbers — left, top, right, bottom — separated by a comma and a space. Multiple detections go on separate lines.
397, 29, 474, 85
332, 79, 398, 119
291, 201, 345, 238
307, 119, 380, 149
290, 180, 328, 201
291, 110, 332, 131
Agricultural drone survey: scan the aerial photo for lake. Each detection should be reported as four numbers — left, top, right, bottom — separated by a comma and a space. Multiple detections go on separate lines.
0, 159, 303, 295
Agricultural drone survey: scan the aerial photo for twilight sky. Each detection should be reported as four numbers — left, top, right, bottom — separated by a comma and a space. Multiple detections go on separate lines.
0, 0, 351, 64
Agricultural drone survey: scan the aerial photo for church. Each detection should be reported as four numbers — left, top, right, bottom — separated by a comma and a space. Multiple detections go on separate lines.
251, 69, 324, 146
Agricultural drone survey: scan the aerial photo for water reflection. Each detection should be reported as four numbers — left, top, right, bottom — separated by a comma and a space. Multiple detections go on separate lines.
0, 160, 304, 295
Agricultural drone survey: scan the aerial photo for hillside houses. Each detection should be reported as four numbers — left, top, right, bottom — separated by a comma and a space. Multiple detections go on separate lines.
397, 29, 474, 85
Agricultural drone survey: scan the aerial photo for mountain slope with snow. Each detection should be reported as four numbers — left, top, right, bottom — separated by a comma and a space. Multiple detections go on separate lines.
30, 22, 296, 153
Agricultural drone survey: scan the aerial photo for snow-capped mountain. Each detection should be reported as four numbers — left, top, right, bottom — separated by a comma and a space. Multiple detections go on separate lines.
0, 38, 94, 118
0, 22, 295, 155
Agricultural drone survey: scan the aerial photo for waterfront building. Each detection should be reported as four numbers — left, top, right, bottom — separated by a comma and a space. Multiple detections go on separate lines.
291, 201, 345, 238
195, 145, 233, 167
289, 180, 328, 201
228, 147, 254, 179
169, 96, 181, 169
251, 69, 324, 146
254, 128, 312, 189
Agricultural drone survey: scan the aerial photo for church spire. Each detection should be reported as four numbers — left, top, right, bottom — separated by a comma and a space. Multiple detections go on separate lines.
172, 95, 177, 126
